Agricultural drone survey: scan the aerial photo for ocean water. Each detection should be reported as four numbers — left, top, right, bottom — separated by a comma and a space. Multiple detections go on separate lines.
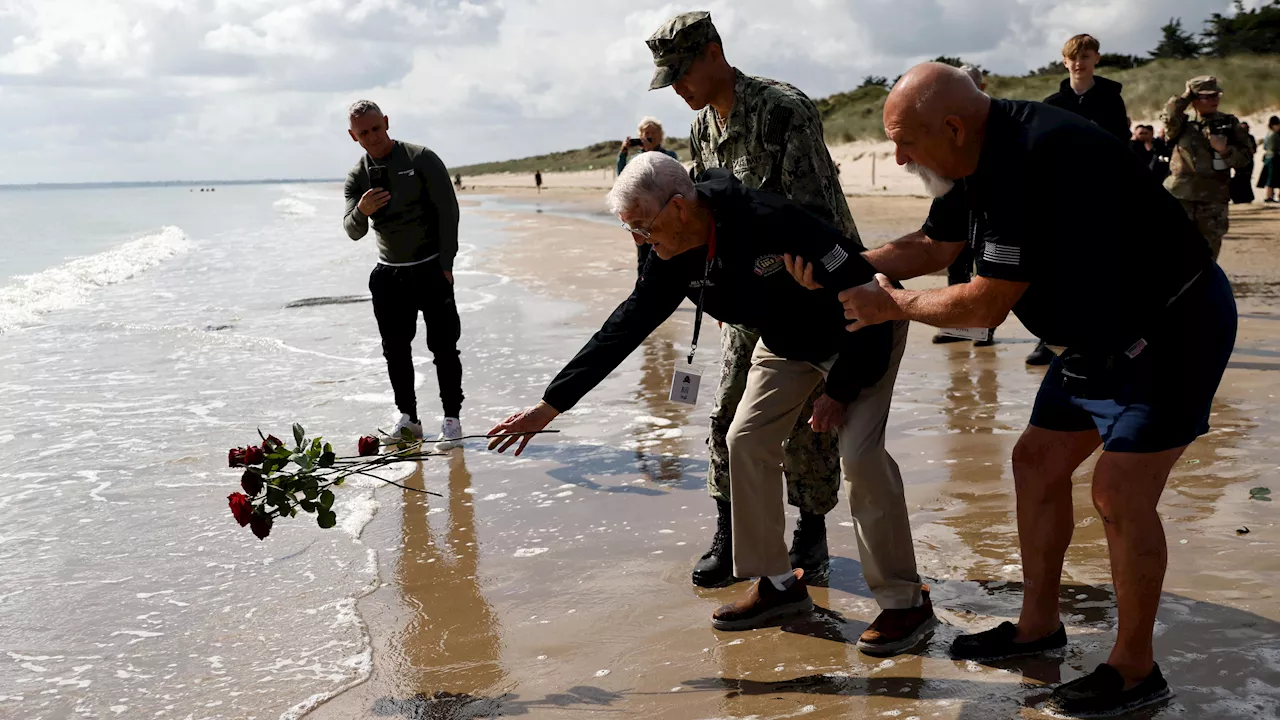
0, 183, 544, 718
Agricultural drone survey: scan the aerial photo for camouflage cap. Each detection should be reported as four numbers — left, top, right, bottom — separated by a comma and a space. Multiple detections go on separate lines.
1189, 75, 1223, 96
646, 11, 721, 90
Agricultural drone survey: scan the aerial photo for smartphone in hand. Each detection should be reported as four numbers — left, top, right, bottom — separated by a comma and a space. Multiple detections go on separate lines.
368, 165, 392, 194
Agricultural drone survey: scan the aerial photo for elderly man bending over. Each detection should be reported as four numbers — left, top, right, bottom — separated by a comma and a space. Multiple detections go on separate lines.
488, 152, 934, 653
789, 63, 1235, 716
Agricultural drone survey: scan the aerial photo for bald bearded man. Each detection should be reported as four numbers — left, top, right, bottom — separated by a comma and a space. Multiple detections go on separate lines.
786, 63, 1235, 716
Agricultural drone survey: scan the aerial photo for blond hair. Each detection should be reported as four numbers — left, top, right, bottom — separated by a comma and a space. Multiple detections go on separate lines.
1062, 34, 1100, 59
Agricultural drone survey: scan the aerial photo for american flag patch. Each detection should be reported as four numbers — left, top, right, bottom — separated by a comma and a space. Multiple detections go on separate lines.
820, 245, 849, 272
982, 243, 1021, 265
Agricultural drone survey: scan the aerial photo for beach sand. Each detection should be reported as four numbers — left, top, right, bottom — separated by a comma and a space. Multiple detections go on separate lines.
306, 192, 1280, 719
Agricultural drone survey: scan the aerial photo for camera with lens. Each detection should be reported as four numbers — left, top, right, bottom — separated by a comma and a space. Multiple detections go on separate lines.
1208, 116, 1234, 137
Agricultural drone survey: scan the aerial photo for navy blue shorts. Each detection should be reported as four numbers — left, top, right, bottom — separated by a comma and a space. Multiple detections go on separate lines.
1030, 265, 1237, 453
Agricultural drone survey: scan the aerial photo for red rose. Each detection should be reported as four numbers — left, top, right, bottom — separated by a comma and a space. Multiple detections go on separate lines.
228, 448, 246, 467
244, 445, 265, 465
228, 492, 252, 526
358, 435, 380, 456
262, 435, 283, 451
241, 469, 263, 497
250, 513, 273, 540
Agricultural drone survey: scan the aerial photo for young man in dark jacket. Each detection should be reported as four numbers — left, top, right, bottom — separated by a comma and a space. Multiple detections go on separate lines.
1027, 33, 1130, 366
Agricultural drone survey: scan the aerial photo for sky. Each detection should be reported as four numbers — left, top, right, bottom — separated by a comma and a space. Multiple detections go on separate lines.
0, 0, 1259, 184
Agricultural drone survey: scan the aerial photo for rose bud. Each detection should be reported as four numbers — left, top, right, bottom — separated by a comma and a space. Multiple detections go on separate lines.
244, 445, 265, 465
227, 492, 253, 527
228, 448, 247, 468
250, 513, 273, 540
240, 469, 264, 497
358, 435, 380, 457
262, 435, 283, 451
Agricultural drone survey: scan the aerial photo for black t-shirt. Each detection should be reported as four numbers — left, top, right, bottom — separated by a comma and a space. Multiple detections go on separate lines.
543, 170, 890, 412
922, 99, 1210, 353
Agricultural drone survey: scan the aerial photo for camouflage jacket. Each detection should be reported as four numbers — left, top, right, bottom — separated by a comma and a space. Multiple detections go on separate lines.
1161, 95, 1253, 203
689, 69, 859, 241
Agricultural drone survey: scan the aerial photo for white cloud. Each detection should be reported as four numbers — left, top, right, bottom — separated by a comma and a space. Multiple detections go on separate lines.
0, 0, 1248, 184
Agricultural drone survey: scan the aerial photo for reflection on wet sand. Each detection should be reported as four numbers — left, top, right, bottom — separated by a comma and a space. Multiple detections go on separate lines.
632, 334, 696, 484
374, 456, 504, 714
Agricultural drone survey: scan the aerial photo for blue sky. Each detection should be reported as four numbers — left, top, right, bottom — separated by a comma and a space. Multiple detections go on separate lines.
0, 0, 1253, 183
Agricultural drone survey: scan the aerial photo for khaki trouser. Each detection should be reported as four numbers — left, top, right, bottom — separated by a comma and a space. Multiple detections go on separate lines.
727, 320, 921, 609
707, 324, 841, 515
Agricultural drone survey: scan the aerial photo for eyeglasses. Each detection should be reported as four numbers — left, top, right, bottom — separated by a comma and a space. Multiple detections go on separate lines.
620, 194, 681, 240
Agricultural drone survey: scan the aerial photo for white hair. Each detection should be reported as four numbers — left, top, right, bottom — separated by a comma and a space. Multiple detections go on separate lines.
637, 116, 664, 134
606, 152, 693, 217
958, 64, 984, 88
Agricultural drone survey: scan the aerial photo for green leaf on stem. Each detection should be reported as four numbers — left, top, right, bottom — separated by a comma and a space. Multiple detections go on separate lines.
300, 499, 316, 513
317, 510, 337, 529
293, 423, 305, 448
266, 485, 290, 512
319, 451, 336, 468
320, 489, 335, 511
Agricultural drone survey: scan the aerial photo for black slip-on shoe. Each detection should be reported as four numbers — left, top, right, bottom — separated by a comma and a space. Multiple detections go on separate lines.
1047, 663, 1172, 717
949, 621, 1067, 661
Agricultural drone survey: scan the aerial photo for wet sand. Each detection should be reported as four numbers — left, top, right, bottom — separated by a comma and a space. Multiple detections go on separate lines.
308, 195, 1280, 719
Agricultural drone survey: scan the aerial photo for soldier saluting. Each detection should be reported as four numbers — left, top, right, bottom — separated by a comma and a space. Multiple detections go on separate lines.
1162, 76, 1254, 260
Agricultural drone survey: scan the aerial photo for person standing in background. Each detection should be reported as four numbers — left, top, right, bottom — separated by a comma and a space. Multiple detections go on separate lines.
618, 116, 681, 274
1032, 33, 1131, 366
1230, 122, 1258, 205
534, 170, 543, 193
932, 63, 995, 348
343, 100, 466, 449
1162, 76, 1254, 260
1261, 116, 1280, 204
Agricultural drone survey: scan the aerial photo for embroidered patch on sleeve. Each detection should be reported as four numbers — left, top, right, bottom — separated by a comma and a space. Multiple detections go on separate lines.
754, 255, 784, 276
820, 245, 849, 272
982, 243, 1021, 265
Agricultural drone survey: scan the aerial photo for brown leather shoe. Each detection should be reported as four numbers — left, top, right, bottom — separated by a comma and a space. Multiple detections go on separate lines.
711, 569, 814, 631
856, 587, 938, 656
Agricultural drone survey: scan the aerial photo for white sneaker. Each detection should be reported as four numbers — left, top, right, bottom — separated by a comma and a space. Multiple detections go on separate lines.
390, 413, 424, 440
436, 417, 464, 450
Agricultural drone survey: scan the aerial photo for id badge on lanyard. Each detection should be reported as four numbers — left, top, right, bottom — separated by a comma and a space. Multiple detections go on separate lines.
670, 225, 715, 406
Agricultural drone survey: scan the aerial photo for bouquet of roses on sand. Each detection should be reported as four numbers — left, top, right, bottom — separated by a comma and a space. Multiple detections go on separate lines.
225, 424, 553, 540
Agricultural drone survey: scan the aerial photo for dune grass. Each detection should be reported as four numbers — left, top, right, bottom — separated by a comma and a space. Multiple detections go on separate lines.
451, 55, 1280, 176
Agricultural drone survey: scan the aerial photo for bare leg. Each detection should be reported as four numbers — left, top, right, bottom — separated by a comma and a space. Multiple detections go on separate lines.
1011, 426, 1102, 641
1091, 446, 1186, 686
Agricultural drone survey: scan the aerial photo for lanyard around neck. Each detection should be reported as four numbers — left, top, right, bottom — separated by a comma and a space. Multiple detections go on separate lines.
688, 223, 717, 365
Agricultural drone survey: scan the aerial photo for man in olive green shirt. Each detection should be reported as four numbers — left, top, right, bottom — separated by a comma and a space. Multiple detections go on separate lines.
344, 100, 465, 449
646, 11, 931, 656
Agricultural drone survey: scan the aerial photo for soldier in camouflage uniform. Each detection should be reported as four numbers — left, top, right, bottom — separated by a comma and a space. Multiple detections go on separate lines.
646, 11, 884, 591
1162, 76, 1254, 260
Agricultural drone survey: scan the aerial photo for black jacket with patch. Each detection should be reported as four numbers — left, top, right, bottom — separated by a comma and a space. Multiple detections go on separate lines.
542, 170, 890, 412
1043, 76, 1130, 142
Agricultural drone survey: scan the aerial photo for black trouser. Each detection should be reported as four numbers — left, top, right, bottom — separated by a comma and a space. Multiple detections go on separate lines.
369, 262, 464, 420
946, 241, 974, 286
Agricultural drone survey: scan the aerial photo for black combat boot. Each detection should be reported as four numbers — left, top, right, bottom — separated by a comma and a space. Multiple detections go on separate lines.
692, 499, 738, 588
789, 511, 830, 586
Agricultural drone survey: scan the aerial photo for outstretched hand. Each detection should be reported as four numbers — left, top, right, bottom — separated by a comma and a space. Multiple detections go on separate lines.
487, 402, 558, 456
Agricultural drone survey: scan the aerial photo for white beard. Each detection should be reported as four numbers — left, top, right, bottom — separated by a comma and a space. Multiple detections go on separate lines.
905, 162, 956, 198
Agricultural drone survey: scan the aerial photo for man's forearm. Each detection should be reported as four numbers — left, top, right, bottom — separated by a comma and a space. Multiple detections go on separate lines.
863, 230, 963, 282
890, 282, 1011, 329
344, 205, 369, 240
